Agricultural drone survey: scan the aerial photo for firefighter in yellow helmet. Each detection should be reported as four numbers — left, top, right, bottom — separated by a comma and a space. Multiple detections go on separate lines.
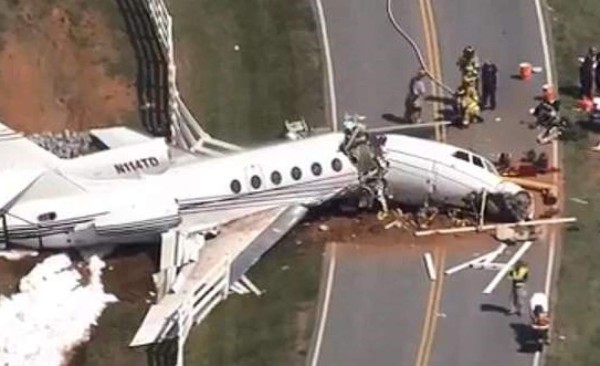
457, 46, 480, 75
456, 78, 482, 127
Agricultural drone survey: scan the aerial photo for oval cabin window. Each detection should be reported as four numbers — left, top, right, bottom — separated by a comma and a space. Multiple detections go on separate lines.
230, 179, 242, 194
331, 158, 343, 172
250, 175, 262, 189
311, 163, 322, 176
38, 212, 57, 222
291, 167, 302, 181
271, 171, 282, 185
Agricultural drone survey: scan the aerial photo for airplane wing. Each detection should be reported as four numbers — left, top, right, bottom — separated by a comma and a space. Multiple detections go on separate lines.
130, 204, 308, 346
89, 126, 153, 149
0, 121, 60, 170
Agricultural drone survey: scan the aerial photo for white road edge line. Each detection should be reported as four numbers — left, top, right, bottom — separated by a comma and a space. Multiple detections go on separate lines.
314, 0, 338, 132
534, 0, 557, 300
534, 0, 556, 365
310, 243, 337, 366
534, 0, 554, 86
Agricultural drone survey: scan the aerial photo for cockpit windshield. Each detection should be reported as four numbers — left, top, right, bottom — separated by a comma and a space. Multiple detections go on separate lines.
483, 158, 499, 175
452, 150, 499, 175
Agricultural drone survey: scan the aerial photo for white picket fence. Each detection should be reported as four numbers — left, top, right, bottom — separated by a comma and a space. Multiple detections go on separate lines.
145, 0, 241, 154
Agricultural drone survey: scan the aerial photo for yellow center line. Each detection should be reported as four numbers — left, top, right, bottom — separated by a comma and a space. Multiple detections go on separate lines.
422, 248, 447, 366
414, 247, 438, 366
414, 0, 447, 364
414, 247, 447, 366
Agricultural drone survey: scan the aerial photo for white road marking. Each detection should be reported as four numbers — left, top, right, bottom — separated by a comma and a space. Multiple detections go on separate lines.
534, 0, 557, 364
310, 243, 337, 366
314, 0, 339, 132
534, 0, 554, 86
533, 349, 542, 366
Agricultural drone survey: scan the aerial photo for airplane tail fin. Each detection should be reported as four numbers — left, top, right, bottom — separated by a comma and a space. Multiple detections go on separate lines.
0, 121, 60, 170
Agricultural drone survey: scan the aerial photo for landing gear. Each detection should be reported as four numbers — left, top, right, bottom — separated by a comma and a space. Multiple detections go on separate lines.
339, 114, 391, 218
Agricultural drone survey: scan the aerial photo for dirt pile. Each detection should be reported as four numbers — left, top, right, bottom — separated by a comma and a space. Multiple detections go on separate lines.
0, 0, 137, 133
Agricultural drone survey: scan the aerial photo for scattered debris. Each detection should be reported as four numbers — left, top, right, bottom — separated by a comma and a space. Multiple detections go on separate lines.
494, 117, 502, 122
570, 197, 589, 205
423, 252, 436, 281
295, 240, 303, 245
233, 44, 240, 51
318, 224, 330, 232
281, 265, 290, 271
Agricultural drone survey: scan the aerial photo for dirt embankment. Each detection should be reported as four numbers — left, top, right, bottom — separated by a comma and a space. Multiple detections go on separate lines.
0, 0, 136, 133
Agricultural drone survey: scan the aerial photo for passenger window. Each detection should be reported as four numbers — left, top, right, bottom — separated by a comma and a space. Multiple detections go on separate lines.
270, 171, 282, 185
331, 158, 343, 172
230, 180, 242, 194
472, 155, 484, 168
452, 151, 470, 162
250, 175, 262, 189
38, 212, 57, 222
291, 167, 302, 180
311, 163, 323, 176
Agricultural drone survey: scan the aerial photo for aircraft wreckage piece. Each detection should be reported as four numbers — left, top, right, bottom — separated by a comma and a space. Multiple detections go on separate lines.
415, 216, 577, 237
338, 114, 391, 215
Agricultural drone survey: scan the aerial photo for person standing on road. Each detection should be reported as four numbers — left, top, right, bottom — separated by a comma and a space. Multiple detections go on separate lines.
481, 60, 498, 110
404, 69, 428, 124
580, 47, 596, 99
508, 260, 529, 316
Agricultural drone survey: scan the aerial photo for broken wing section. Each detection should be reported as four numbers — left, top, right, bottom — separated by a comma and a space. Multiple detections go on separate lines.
130, 205, 308, 347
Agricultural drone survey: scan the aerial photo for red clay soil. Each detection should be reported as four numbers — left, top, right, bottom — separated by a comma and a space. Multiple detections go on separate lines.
0, 2, 136, 133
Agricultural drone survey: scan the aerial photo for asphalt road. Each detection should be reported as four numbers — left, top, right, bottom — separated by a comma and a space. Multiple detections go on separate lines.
312, 0, 555, 365
432, 0, 553, 364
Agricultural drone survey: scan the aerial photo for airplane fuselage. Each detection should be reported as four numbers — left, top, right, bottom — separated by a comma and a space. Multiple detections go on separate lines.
1, 132, 526, 249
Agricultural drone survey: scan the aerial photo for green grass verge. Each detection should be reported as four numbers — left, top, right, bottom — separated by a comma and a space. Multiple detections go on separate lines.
545, 0, 600, 364
170, 0, 325, 145
184, 232, 323, 366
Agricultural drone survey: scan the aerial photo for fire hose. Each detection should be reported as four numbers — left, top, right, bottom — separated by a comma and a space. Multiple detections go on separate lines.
386, 0, 454, 95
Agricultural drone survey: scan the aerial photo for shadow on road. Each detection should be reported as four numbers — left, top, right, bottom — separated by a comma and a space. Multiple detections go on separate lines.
509, 323, 542, 353
480, 303, 509, 315
381, 113, 408, 124
116, 0, 170, 138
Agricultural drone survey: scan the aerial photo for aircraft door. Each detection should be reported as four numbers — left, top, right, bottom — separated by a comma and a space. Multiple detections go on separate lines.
244, 164, 266, 192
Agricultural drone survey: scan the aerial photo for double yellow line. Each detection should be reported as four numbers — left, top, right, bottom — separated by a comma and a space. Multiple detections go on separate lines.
418, 0, 446, 142
414, 247, 446, 366
415, 2, 447, 363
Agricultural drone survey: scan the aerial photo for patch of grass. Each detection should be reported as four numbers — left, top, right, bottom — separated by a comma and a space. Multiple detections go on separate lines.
171, 0, 325, 144
545, 0, 600, 364
184, 232, 323, 366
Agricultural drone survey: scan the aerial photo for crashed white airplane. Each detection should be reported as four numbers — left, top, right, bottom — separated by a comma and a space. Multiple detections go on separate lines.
0, 119, 531, 251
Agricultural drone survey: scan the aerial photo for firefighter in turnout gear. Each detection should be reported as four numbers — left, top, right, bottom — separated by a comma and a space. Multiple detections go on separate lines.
456, 78, 482, 127
457, 46, 480, 75
508, 260, 529, 316
339, 114, 390, 217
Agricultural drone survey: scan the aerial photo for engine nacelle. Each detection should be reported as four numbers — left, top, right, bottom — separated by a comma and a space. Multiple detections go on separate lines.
60, 139, 171, 180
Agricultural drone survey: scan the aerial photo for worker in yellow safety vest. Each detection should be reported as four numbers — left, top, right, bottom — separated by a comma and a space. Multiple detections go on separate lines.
508, 260, 529, 316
